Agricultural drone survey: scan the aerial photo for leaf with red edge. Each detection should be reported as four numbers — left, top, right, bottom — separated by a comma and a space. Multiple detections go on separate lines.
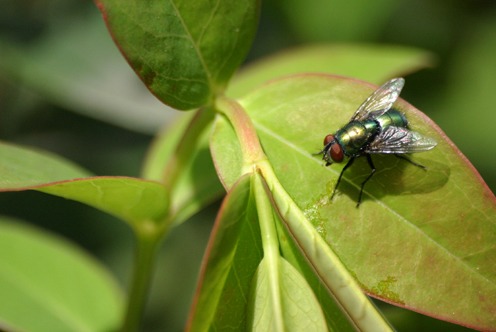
95, 0, 260, 110
0, 141, 168, 225
38, 177, 168, 226
210, 74, 496, 330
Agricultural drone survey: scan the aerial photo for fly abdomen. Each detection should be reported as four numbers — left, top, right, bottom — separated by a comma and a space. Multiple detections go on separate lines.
376, 109, 408, 129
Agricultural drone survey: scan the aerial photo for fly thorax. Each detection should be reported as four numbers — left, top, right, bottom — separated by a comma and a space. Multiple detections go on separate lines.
336, 121, 377, 156
376, 109, 408, 129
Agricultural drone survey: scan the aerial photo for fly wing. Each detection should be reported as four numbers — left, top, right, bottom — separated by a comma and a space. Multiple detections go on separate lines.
366, 126, 437, 154
350, 78, 405, 122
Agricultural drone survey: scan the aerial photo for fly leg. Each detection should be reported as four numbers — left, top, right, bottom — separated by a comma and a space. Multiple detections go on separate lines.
331, 157, 355, 201
357, 155, 376, 207
395, 154, 427, 170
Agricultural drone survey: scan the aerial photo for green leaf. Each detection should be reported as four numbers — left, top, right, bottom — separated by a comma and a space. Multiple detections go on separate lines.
249, 257, 328, 332
249, 173, 328, 331
142, 109, 224, 226
211, 74, 496, 330
187, 174, 263, 331
188, 172, 346, 331
0, 141, 168, 225
273, 211, 358, 331
0, 217, 122, 332
38, 177, 169, 226
227, 44, 434, 98
96, 0, 260, 110
0, 141, 91, 187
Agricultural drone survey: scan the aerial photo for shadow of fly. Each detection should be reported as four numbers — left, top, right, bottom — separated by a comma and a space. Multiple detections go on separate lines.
317, 78, 437, 207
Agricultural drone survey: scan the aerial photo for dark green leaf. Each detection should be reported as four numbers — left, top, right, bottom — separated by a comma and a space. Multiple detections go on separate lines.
96, 0, 260, 110
0, 217, 122, 332
211, 74, 496, 330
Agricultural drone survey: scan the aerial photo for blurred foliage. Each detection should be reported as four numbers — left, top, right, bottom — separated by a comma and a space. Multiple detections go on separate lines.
0, 0, 494, 330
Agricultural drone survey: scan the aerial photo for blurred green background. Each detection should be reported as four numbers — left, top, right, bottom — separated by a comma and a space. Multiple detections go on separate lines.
0, 0, 494, 331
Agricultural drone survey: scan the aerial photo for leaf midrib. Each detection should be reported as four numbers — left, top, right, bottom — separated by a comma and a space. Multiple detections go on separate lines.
170, 0, 214, 90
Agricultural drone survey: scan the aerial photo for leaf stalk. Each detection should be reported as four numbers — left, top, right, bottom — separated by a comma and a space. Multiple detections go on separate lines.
121, 220, 165, 332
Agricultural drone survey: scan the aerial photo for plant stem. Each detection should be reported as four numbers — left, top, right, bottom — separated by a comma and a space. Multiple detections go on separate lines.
120, 221, 164, 332
162, 107, 214, 190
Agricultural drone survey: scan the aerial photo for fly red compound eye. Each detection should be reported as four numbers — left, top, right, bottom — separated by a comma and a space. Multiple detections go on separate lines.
323, 134, 334, 146
330, 143, 344, 162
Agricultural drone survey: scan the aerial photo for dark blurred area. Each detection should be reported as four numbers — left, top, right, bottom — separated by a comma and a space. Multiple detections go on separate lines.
0, 0, 494, 331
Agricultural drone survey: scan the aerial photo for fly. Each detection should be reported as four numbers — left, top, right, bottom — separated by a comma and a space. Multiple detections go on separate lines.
318, 78, 437, 207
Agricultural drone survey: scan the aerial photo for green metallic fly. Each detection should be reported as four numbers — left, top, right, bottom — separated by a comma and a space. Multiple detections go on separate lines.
318, 78, 437, 207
